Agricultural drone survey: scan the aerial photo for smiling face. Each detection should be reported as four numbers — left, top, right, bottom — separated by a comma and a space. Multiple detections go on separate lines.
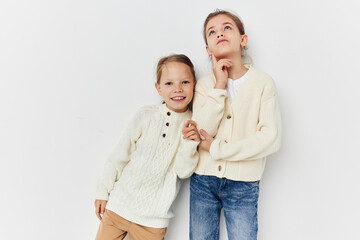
205, 14, 247, 59
155, 62, 195, 113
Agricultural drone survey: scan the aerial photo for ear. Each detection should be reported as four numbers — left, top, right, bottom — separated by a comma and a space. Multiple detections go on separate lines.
155, 82, 162, 97
190, 80, 196, 94
206, 45, 212, 57
240, 34, 248, 48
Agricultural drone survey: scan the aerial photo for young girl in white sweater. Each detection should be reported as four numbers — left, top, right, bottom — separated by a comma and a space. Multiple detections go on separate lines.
95, 54, 200, 240
186, 9, 282, 240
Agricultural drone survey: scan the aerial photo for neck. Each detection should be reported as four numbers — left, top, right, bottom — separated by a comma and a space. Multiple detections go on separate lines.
226, 54, 248, 80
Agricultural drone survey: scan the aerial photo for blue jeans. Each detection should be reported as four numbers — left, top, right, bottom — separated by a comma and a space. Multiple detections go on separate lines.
190, 173, 259, 240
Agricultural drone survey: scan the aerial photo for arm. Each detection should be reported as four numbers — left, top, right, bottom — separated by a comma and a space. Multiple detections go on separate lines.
201, 80, 282, 161
173, 139, 199, 179
209, 94, 281, 161
192, 82, 227, 137
95, 109, 144, 200
173, 120, 200, 179
192, 54, 231, 137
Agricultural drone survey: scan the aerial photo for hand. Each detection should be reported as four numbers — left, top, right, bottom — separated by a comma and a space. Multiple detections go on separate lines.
211, 53, 232, 89
199, 129, 215, 152
182, 120, 200, 142
95, 199, 108, 220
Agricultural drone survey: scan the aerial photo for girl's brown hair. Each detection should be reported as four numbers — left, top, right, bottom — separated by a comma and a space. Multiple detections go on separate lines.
156, 54, 196, 110
203, 9, 250, 61
203, 9, 246, 45
156, 54, 196, 84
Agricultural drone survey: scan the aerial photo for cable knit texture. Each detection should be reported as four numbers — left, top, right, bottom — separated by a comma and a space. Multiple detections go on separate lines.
95, 104, 199, 228
192, 65, 281, 181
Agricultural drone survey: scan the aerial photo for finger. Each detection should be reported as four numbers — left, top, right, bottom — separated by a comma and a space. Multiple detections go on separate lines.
184, 124, 197, 131
95, 205, 101, 220
183, 120, 190, 128
188, 133, 200, 141
183, 132, 191, 139
216, 62, 232, 72
183, 129, 191, 136
218, 59, 233, 65
200, 129, 211, 139
184, 131, 196, 139
182, 125, 193, 134
101, 202, 106, 214
211, 53, 217, 65
216, 59, 232, 66
183, 120, 197, 134
183, 120, 194, 129
223, 62, 233, 68
185, 125, 197, 133
188, 129, 199, 137
186, 120, 197, 128
217, 60, 232, 69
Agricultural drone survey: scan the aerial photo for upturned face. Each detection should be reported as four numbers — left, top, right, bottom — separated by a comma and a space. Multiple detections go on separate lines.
205, 14, 247, 59
155, 62, 195, 113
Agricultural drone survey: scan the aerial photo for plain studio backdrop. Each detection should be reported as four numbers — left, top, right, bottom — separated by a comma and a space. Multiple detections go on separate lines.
1, 0, 359, 239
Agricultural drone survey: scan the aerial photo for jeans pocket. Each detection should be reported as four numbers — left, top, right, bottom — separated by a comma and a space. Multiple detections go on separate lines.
227, 180, 260, 200
243, 180, 260, 188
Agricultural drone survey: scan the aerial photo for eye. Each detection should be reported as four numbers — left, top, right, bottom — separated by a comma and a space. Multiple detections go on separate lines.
165, 82, 172, 86
182, 80, 190, 84
225, 26, 231, 30
209, 30, 215, 36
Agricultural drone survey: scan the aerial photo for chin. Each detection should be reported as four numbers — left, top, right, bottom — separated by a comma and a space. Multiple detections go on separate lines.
214, 48, 237, 59
174, 106, 188, 112
214, 52, 232, 59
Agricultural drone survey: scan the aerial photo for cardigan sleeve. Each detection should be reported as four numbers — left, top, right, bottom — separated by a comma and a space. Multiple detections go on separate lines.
173, 138, 199, 179
209, 82, 282, 162
192, 77, 227, 137
95, 109, 144, 200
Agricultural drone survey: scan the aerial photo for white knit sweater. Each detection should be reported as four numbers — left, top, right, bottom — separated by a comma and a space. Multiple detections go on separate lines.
95, 104, 199, 228
192, 65, 281, 181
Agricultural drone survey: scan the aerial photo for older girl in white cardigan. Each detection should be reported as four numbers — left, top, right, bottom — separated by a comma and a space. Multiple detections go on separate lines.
95, 54, 200, 240
186, 10, 282, 240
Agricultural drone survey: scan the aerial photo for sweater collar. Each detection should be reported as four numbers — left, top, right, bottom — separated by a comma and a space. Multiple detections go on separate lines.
160, 103, 192, 120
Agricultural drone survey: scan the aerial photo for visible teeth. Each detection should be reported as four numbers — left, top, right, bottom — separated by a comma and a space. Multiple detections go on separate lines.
172, 97, 185, 100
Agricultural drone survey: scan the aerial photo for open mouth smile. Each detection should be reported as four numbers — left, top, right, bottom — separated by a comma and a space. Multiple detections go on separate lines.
171, 96, 186, 101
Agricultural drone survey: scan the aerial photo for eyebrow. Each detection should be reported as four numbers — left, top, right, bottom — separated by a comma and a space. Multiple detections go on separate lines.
163, 77, 192, 83
207, 22, 235, 34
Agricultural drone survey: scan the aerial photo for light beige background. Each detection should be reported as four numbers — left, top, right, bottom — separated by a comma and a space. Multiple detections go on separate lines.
1, 0, 359, 239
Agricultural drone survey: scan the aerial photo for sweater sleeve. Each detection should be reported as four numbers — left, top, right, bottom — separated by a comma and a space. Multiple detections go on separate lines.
209, 82, 282, 162
192, 78, 227, 137
173, 138, 199, 179
95, 109, 144, 200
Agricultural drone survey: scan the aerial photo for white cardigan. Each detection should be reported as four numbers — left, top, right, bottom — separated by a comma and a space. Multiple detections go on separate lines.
192, 65, 281, 181
96, 104, 199, 228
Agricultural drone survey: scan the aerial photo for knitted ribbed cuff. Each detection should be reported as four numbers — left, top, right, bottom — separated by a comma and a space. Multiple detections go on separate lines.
95, 187, 109, 201
209, 138, 222, 161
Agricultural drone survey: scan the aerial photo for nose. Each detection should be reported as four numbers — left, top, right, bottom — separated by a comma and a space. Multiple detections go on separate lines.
174, 83, 183, 92
217, 33, 224, 39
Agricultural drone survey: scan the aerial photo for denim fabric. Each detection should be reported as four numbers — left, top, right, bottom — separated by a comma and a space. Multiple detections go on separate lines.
190, 173, 259, 240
